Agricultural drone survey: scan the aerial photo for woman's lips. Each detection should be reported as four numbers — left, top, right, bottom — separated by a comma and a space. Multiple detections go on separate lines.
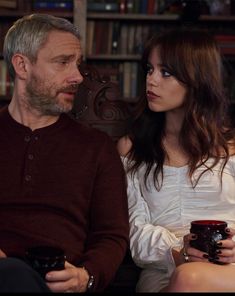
147, 91, 160, 100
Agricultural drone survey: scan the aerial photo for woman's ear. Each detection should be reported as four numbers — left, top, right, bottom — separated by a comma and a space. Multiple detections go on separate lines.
11, 53, 31, 80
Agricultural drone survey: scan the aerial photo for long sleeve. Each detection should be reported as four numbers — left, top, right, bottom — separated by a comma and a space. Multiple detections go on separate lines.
124, 160, 182, 275
0, 109, 129, 293
123, 155, 235, 277
79, 137, 129, 292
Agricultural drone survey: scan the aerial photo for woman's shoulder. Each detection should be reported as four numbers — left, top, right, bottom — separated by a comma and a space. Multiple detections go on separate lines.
116, 135, 133, 157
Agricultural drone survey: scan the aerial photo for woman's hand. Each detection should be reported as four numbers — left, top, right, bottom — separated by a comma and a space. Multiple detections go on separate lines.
45, 261, 89, 293
213, 227, 235, 264
182, 228, 235, 264
181, 233, 210, 263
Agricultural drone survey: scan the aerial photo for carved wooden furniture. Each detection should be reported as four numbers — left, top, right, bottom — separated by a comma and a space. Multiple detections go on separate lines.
70, 63, 132, 142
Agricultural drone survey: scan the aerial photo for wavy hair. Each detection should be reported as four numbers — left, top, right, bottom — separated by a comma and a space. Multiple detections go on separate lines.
126, 28, 235, 190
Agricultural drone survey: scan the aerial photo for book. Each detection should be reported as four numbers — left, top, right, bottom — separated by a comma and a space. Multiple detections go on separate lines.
147, 0, 156, 14
111, 21, 120, 54
94, 21, 108, 54
130, 62, 138, 100
119, 0, 126, 13
126, 0, 134, 13
215, 34, 235, 55
127, 24, 135, 54
0, 60, 7, 96
215, 34, 235, 42
33, 0, 73, 10
119, 24, 128, 54
86, 20, 95, 56
87, 1, 119, 12
123, 62, 132, 99
0, 0, 17, 9
107, 22, 113, 54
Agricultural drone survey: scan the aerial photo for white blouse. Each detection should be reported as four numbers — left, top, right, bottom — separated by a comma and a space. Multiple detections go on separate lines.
122, 156, 235, 281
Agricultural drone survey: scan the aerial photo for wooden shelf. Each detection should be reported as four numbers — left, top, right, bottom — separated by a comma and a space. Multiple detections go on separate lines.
87, 13, 179, 21
199, 15, 235, 21
0, 10, 73, 18
87, 13, 235, 22
86, 54, 141, 61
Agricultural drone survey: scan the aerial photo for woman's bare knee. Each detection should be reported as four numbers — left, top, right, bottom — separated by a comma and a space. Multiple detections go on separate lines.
166, 263, 203, 292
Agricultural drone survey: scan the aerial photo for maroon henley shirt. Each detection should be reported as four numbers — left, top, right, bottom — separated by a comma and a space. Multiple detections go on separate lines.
0, 106, 129, 292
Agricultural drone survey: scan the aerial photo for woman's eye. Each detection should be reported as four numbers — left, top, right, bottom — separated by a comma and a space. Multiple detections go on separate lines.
161, 69, 171, 77
146, 64, 153, 75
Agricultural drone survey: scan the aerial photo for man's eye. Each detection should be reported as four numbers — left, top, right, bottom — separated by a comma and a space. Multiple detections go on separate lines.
59, 61, 69, 65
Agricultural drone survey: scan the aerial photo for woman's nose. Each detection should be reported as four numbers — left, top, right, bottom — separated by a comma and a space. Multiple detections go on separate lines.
147, 72, 160, 87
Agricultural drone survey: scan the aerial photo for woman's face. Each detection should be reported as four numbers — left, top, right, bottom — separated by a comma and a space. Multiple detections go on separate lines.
146, 47, 187, 113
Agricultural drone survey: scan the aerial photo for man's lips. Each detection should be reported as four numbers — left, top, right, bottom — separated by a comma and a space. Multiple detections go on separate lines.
60, 91, 76, 100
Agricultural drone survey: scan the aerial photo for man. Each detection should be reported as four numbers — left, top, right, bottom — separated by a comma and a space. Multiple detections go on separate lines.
0, 14, 129, 292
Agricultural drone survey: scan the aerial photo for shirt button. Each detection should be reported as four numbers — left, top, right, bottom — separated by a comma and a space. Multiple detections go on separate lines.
24, 135, 31, 142
28, 154, 34, 160
34, 136, 39, 141
25, 175, 31, 181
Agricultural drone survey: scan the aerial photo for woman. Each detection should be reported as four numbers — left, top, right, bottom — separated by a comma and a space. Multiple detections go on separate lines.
117, 28, 235, 292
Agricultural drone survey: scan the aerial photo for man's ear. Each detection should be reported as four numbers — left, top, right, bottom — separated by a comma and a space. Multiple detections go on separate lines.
11, 54, 31, 80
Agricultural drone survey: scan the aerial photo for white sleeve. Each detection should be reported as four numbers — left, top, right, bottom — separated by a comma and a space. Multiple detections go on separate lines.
123, 159, 183, 275
231, 156, 235, 177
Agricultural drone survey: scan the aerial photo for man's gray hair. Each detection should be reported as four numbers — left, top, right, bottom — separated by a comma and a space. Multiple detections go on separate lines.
3, 13, 81, 80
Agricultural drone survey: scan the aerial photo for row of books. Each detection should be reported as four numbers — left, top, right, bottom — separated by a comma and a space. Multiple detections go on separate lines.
0, 60, 13, 97
215, 35, 235, 55
87, 21, 164, 56
87, 20, 235, 57
87, 0, 235, 16
32, 0, 73, 10
87, 0, 166, 15
0, 0, 73, 11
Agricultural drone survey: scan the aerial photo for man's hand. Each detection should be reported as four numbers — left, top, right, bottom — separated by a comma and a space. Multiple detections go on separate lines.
45, 261, 89, 293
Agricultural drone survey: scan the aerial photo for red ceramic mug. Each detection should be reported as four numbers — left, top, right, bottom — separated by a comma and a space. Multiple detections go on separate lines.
189, 220, 228, 262
25, 245, 66, 278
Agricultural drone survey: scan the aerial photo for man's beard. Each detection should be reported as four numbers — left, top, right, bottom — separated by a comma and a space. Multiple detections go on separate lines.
25, 73, 78, 116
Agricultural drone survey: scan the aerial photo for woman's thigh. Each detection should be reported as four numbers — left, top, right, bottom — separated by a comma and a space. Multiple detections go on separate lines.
167, 262, 235, 292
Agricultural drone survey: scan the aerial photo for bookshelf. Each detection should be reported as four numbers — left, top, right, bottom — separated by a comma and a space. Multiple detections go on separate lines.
74, 0, 235, 104
1, 0, 235, 104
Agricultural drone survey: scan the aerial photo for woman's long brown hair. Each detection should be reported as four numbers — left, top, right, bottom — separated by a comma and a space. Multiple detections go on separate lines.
126, 28, 235, 190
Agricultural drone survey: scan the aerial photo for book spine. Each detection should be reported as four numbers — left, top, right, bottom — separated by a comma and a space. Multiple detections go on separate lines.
33, 1, 73, 9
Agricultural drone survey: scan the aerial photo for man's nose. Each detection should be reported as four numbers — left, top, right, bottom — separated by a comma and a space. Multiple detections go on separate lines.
69, 65, 84, 85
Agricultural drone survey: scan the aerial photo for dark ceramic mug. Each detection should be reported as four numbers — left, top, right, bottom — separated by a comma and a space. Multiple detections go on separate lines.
189, 220, 228, 262
25, 245, 66, 278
